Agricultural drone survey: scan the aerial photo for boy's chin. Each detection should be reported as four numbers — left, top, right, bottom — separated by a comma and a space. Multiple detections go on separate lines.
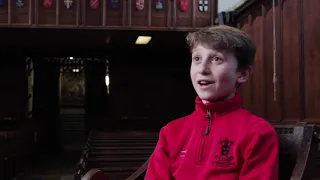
199, 93, 234, 103
198, 94, 220, 103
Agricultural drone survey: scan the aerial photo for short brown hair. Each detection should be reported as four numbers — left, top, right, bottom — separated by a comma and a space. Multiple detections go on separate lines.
186, 25, 256, 69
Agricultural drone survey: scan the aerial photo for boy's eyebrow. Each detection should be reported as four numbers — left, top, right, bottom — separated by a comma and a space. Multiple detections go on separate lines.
192, 50, 225, 57
192, 48, 198, 53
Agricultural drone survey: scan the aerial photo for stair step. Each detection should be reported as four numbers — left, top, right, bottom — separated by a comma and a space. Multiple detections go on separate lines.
88, 157, 147, 162
98, 166, 141, 172
88, 155, 151, 160
91, 146, 155, 150
92, 139, 157, 142
89, 150, 152, 155
88, 161, 145, 168
90, 143, 156, 147
77, 131, 157, 179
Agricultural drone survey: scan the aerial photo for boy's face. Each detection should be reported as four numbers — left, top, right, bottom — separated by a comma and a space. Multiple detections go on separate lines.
190, 45, 251, 103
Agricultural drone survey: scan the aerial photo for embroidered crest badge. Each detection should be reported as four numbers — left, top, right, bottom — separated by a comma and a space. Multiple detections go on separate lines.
212, 138, 236, 168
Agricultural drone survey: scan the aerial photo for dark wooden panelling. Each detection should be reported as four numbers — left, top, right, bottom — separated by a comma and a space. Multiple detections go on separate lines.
235, 0, 320, 124
59, 0, 78, 25
38, 0, 56, 25
85, 0, 103, 26
195, 0, 211, 27
263, 2, 282, 121
282, 0, 301, 121
10, 0, 30, 24
303, 0, 320, 121
151, 0, 169, 27
105, 0, 124, 26
130, 0, 149, 27
251, 11, 265, 118
0, 1, 8, 24
239, 17, 253, 113
175, 0, 192, 28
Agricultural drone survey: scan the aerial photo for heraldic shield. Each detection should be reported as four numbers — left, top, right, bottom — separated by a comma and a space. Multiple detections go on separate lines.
136, 0, 144, 10
43, 0, 52, 8
90, 0, 100, 9
180, 0, 189, 12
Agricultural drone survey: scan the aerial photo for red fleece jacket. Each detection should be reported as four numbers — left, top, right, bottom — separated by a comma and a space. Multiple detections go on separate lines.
145, 94, 279, 180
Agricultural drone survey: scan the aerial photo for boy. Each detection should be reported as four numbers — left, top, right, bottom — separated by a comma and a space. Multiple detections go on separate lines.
145, 25, 279, 180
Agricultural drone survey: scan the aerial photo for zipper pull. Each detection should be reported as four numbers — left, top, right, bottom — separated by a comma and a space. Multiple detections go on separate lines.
205, 126, 210, 135
207, 110, 211, 120
205, 110, 212, 135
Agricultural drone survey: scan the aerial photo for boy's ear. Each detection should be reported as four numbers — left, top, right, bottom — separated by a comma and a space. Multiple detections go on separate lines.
237, 65, 253, 84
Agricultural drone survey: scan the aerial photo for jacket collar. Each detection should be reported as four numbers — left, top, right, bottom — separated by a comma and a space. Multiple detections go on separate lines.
195, 93, 242, 118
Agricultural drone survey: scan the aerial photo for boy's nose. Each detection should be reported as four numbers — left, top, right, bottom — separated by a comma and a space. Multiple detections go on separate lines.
198, 62, 211, 75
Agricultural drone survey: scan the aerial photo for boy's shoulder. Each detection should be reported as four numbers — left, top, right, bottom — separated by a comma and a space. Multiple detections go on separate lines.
240, 108, 277, 136
161, 113, 195, 135
166, 112, 196, 128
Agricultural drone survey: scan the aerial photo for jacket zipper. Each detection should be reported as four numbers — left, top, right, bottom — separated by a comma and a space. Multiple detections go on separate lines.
198, 109, 212, 162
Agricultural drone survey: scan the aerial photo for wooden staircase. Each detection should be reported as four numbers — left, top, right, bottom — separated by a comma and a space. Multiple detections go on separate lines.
60, 108, 86, 149
76, 131, 158, 180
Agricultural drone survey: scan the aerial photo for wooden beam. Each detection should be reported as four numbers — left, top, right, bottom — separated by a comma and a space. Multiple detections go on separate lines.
28, 0, 32, 25
8, 0, 11, 25
102, 0, 106, 26
192, 0, 195, 28
35, 0, 39, 26
167, 0, 171, 28
76, 0, 80, 26
128, 0, 132, 27
148, 0, 151, 27
56, 0, 59, 25
173, 0, 176, 28
122, 0, 126, 27
82, 0, 87, 26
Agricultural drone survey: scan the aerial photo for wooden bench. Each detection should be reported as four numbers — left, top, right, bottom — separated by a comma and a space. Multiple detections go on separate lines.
78, 123, 320, 180
275, 123, 320, 179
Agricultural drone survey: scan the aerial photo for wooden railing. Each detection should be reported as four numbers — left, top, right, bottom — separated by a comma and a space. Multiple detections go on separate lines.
74, 131, 157, 180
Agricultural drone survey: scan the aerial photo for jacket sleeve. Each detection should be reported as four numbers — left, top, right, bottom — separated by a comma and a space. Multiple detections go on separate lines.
239, 126, 279, 180
145, 126, 173, 180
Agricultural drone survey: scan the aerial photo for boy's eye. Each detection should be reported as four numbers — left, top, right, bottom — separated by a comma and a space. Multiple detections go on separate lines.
193, 56, 201, 61
212, 56, 223, 62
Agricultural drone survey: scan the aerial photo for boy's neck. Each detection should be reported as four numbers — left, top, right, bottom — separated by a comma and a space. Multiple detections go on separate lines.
202, 92, 237, 104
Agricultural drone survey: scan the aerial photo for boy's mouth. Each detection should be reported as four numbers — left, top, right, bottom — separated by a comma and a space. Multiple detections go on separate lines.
198, 80, 214, 86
